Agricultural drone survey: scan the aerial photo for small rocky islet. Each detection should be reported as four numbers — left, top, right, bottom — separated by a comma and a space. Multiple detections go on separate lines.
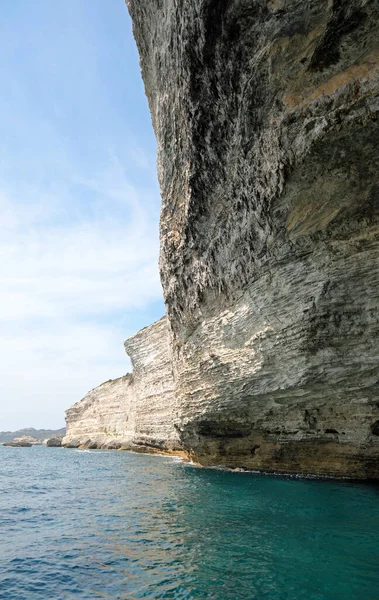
2, 432, 64, 448
3, 436, 38, 447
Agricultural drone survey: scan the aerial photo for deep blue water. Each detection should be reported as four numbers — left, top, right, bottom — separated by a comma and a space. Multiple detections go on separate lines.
0, 446, 378, 599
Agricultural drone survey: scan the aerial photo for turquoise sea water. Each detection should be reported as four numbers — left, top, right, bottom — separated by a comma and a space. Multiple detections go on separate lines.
0, 446, 378, 599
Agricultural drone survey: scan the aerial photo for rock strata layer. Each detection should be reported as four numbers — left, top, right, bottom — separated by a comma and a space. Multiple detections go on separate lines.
125, 0, 379, 478
62, 318, 180, 452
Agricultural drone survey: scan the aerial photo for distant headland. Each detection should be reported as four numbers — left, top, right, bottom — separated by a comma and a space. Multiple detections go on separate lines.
0, 427, 66, 444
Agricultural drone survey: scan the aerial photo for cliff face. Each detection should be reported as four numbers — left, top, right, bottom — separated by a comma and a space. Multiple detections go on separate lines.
63, 375, 134, 449
63, 318, 180, 452
127, 0, 379, 477
124, 317, 178, 450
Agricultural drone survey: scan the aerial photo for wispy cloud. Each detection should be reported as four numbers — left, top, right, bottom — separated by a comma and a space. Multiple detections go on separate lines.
0, 158, 161, 319
0, 158, 163, 430
0, 0, 163, 431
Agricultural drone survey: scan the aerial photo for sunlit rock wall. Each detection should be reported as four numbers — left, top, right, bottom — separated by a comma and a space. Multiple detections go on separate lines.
62, 375, 135, 449
124, 316, 179, 450
63, 318, 180, 451
128, 0, 379, 477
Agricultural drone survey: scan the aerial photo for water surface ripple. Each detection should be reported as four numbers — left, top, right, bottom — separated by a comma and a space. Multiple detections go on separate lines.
0, 446, 378, 599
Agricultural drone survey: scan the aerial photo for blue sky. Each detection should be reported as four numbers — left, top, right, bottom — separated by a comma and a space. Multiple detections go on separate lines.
0, 0, 165, 430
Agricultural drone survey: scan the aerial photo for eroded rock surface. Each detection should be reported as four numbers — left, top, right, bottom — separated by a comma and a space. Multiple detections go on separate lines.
44, 437, 63, 447
62, 375, 134, 449
62, 318, 180, 452
127, 0, 379, 477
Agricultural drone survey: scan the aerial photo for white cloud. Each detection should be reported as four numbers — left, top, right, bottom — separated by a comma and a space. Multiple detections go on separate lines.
0, 0, 164, 432
0, 158, 163, 431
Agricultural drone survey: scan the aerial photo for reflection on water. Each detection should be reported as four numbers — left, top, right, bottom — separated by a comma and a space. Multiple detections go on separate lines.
0, 446, 378, 599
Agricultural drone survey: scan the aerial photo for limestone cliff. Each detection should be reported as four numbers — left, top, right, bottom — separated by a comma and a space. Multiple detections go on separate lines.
126, 0, 379, 477
62, 318, 180, 452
